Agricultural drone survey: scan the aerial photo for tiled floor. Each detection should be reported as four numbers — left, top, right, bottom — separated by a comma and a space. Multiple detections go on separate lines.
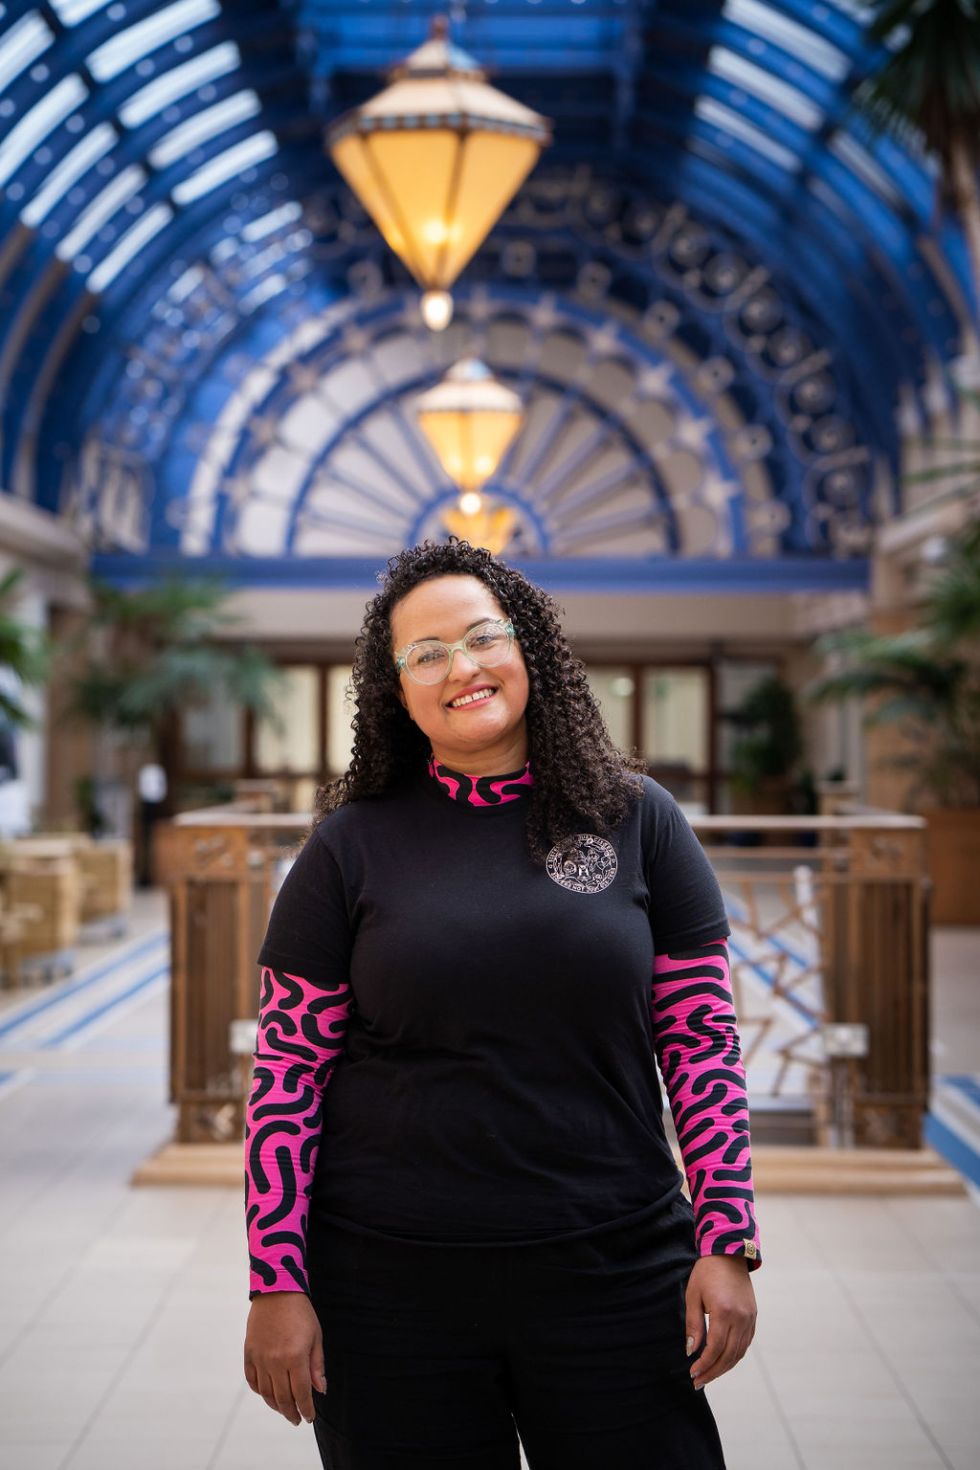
0, 897, 977, 1470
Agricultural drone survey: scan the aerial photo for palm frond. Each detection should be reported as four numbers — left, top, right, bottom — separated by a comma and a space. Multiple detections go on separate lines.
903, 459, 980, 484
219, 648, 287, 727
854, 0, 980, 182
861, 691, 948, 727
0, 568, 27, 604
89, 574, 241, 642
0, 617, 50, 684
66, 574, 283, 749
0, 689, 35, 729
926, 522, 980, 642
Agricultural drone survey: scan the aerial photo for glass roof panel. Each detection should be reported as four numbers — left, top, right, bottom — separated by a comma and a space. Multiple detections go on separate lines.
118, 40, 241, 127
722, 0, 851, 80
239, 272, 289, 312
0, 0, 969, 558
831, 1, 876, 20
242, 201, 304, 242
694, 96, 800, 172
19, 119, 116, 226
148, 89, 261, 168
49, 0, 112, 25
87, 201, 173, 292
170, 264, 204, 302
0, 74, 87, 188
171, 130, 278, 204
56, 162, 146, 259
86, 0, 221, 83
0, 11, 52, 96
828, 131, 904, 209
706, 45, 823, 129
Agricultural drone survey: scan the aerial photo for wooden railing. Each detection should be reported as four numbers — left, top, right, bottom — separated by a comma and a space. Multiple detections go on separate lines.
692, 814, 929, 1150
158, 807, 310, 1143
161, 807, 930, 1150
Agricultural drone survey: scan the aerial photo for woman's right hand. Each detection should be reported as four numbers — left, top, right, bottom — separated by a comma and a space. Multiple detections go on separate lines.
244, 1291, 327, 1426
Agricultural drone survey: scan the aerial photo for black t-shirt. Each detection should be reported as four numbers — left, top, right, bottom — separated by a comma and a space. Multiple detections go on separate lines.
256, 770, 730, 1245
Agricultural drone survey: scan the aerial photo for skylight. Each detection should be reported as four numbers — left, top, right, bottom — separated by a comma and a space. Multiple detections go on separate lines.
695, 96, 799, 173
149, 90, 261, 169
722, 0, 851, 81
831, 1, 875, 20
242, 201, 304, 242
0, 74, 87, 188
56, 163, 147, 259
169, 264, 204, 302
86, 0, 221, 83
240, 272, 288, 312
48, 0, 111, 24
118, 41, 241, 127
706, 46, 822, 130
172, 130, 278, 204
829, 132, 903, 208
0, 11, 52, 97
19, 120, 116, 226
87, 202, 173, 292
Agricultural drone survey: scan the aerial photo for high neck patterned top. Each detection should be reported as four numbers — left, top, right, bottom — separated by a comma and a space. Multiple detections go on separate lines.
246, 760, 763, 1300
426, 755, 534, 807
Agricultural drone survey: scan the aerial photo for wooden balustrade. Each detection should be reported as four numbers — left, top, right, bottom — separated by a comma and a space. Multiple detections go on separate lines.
159, 806, 930, 1152
692, 814, 929, 1150
159, 809, 310, 1143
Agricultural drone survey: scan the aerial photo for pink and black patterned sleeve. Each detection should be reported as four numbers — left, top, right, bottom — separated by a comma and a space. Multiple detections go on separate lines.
651, 938, 762, 1272
244, 966, 352, 1298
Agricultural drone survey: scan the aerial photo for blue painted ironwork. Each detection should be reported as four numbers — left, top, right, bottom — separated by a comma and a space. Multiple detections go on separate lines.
89, 550, 871, 594
0, 0, 974, 587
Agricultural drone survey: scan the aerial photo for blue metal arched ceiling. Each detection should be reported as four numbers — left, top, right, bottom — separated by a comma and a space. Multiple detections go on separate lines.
0, 0, 975, 589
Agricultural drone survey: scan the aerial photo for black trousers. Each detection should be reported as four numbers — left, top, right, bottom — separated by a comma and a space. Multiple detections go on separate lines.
306, 1193, 727, 1470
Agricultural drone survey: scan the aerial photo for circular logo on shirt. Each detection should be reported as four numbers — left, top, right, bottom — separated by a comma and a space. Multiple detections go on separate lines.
545, 834, 618, 894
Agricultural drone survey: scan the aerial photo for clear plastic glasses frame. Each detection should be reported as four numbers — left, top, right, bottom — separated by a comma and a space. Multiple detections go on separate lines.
394, 618, 516, 685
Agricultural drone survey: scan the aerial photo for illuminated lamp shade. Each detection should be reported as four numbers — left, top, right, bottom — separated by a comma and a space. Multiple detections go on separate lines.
416, 358, 523, 495
326, 18, 551, 318
441, 499, 517, 556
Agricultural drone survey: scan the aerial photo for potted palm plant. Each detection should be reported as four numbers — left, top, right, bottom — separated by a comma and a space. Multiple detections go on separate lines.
808, 522, 980, 921
833, 3, 980, 917
852, 1, 980, 302
63, 574, 283, 875
724, 673, 815, 830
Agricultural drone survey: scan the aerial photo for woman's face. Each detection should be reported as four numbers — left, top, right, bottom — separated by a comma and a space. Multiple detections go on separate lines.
390, 574, 530, 775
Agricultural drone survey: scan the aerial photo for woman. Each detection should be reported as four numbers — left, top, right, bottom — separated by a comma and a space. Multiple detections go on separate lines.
244, 539, 760, 1470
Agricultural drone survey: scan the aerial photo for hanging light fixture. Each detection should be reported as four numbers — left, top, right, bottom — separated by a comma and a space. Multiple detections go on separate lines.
416, 358, 523, 554
326, 17, 551, 330
416, 357, 523, 494
441, 499, 518, 555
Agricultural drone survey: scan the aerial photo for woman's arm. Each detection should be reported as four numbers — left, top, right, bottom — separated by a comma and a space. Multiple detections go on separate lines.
651, 937, 762, 1272
244, 965, 352, 1298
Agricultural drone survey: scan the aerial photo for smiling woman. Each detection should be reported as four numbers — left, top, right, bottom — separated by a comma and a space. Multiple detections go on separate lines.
243, 538, 760, 1470
391, 576, 530, 777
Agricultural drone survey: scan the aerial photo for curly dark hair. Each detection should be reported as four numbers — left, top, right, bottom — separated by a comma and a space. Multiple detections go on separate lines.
312, 539, 646, 864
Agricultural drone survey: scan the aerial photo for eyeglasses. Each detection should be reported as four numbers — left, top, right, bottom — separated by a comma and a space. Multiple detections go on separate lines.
394, 618, 516, 686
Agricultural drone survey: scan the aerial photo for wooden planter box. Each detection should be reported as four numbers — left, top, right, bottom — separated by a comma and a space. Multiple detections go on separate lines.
75, 839, 133, 923
0, 856, 82, 982
924, 808, 980, 924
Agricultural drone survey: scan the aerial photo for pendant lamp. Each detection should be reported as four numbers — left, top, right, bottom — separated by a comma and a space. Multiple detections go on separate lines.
416, 358, 523, 494
441, 500, 517, 555
326, 17, 551, 330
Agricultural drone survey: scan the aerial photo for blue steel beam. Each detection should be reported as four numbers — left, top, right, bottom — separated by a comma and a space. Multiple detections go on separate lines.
90, 549, 871, 594
1, 0, 971, 566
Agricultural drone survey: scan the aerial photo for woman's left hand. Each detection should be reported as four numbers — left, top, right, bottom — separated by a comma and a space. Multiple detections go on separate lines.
684, 1255, 757, 1389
